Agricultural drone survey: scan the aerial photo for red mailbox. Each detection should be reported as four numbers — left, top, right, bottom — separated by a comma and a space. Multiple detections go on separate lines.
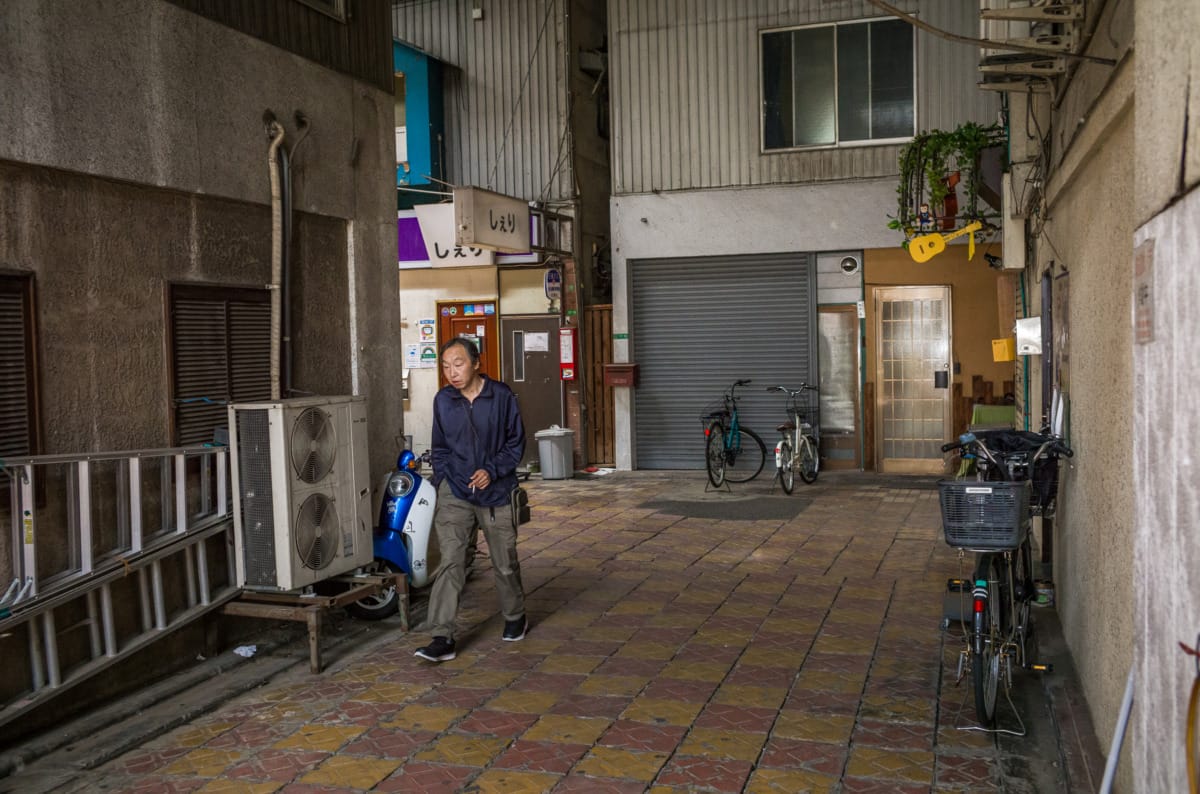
603, 363, 639, 388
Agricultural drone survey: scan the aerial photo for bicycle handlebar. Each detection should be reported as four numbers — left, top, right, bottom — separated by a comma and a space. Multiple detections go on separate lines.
767, 384, 817, 396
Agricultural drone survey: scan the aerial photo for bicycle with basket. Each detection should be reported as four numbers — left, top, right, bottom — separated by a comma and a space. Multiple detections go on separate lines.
939, 427, 1073, 730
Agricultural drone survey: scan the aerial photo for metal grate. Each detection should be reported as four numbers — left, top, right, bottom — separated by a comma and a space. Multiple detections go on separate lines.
938, 480, 1030, 550
235, 408, 278, 586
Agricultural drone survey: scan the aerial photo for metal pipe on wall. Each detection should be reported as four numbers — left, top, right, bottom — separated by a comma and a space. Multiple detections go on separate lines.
266, 120, 286, 401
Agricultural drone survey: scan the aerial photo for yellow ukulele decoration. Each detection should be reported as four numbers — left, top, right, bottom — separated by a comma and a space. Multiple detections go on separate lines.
908, 221, 983, 264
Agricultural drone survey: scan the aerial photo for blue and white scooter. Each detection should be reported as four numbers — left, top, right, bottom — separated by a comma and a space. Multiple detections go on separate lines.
348, 449, 437, 620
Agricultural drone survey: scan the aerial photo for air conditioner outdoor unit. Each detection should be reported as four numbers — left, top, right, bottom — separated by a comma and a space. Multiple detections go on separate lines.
228, 395, 373, 591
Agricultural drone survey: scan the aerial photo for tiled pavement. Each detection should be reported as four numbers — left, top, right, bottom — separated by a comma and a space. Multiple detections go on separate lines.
13, 471, 1104, 792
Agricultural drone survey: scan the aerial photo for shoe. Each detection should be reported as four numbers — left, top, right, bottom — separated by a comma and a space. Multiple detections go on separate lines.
414, 636, 456, 662
502, 616, 528, 642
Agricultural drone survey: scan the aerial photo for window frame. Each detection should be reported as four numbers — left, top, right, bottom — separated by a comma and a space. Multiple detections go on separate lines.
759, 16, 917, 154
166, 282, 272, 446
0, 271, 42, 458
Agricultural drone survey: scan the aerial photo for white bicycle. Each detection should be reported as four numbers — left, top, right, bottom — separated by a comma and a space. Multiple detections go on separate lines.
767, 384, 820, 493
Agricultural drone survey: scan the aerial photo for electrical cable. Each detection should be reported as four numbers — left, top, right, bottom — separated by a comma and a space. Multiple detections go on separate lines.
864, 0, 1116, 66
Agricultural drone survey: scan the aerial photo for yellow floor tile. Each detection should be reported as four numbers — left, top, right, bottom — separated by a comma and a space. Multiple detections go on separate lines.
676, 727, 765, 762
522, 714, 612, 744
510, 638, 564, 655
381, 704, 468, 732
449, 668, 522, 689
300, 755, 400, 789
773, 712, 855, 744
272, 724, 366, 753
412, 733, 510, 766
161, 748, 244, 777
575, 675, 649, 697
470, 769, 560, 794
845, 746, 935, 784
486, 690, 560, 714
354, 681, 431, 703
620, 698, 704, 726
587, 626, 639, 642
711, 684, 788, 710
860, 693, 936, 724
745, 767, 838, 794
537, 654, 603, 674
575, 746, 669, 782
660, 660, 732, 682
198, 780, 282, 794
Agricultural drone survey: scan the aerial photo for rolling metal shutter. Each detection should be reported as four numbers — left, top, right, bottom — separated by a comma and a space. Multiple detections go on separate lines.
631, 253, 816, 469
0, 278, 35, 459
171, 286, 271, 445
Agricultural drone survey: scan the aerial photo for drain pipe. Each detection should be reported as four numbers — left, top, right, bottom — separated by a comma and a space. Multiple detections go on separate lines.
279, 111, 310, 399
266, 118, 285, 401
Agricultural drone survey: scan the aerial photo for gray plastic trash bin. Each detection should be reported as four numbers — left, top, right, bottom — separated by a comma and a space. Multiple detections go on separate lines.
535, 425, 574, 480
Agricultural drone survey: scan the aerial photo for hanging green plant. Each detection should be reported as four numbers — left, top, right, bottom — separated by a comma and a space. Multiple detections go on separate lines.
890, 122, 1005, 241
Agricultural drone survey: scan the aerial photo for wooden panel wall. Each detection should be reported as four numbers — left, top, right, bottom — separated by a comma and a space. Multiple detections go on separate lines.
584, 304, 614, 465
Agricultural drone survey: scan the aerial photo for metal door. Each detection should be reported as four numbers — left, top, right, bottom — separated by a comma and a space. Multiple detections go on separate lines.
874, 286, 952, 474
500, 316, 563, 467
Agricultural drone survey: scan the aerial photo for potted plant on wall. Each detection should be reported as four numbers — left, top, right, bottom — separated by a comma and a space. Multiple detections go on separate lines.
889, 122, 1006, 245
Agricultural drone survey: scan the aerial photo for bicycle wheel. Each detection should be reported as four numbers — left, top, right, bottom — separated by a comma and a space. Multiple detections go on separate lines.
1015, 538, 1037, 668
705, 421, 727, 487
778, 437, 795, 494
724, 427, 767, 483
798, 437, 819, 484
972, 553, 1004, 726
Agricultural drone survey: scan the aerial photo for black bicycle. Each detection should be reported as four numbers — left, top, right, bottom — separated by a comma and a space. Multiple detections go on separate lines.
939, 428, 1073, 728
700, 379, 766, 487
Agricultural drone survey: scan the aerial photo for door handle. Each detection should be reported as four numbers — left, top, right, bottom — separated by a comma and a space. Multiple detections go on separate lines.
933, 363, 949, 389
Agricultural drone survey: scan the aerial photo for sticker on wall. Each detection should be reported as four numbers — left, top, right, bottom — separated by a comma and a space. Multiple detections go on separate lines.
418, 343, 438, 366
441, 307, 450, 316
449, 306, 458, 316
405, 344, 421, 369
417, 319, 436, 342
485, 304, 495, 314
477, 325, 485, 336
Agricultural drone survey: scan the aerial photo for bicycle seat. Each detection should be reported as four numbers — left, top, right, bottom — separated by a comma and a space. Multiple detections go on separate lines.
777, 422, 796, 432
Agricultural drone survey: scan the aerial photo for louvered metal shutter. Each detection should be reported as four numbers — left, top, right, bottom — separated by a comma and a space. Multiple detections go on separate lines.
171, 289, 270, 445
0, 287, 33, 459
631, 253, 817, 469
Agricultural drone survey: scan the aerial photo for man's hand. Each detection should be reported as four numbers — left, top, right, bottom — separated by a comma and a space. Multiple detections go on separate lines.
468, 469, 491, 491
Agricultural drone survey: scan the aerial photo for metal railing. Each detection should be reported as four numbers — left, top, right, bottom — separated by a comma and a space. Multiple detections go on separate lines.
0, 445, 238, 730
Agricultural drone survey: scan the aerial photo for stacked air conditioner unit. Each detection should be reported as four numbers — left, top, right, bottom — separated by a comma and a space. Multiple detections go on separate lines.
228, 395, 373, 591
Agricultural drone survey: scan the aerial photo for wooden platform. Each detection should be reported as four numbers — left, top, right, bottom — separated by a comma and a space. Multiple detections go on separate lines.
221, 572, 408, 673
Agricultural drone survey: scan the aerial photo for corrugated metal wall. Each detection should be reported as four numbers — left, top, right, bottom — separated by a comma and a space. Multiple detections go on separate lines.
608, 0, 998, 195
392, 0, 573, 202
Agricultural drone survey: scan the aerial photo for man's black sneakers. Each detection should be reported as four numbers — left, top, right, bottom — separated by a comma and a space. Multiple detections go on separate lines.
502, 616, 528, 642
414, 636, 456, 662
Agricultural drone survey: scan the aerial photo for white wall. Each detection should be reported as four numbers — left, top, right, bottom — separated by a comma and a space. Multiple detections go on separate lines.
610, 179, 897, 468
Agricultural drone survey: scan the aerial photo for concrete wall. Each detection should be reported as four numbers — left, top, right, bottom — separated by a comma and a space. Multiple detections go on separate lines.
0, 0, 402, 477
1018, 1, 1135, 785
1132, 2, 1200, 791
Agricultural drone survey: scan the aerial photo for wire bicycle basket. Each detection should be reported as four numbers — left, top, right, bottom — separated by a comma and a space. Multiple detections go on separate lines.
938, 479, 1031, 550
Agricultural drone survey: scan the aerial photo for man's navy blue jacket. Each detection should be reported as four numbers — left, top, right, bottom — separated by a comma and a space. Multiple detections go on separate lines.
430, 377, 525, 507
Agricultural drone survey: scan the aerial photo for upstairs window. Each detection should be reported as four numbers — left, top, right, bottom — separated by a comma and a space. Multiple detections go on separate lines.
0, 273, 39, 458
762, 18, 914, 151
168, 284, 271, 445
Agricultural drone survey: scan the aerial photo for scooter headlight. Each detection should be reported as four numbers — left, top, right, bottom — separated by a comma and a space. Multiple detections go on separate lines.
386, 471, 415, 498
